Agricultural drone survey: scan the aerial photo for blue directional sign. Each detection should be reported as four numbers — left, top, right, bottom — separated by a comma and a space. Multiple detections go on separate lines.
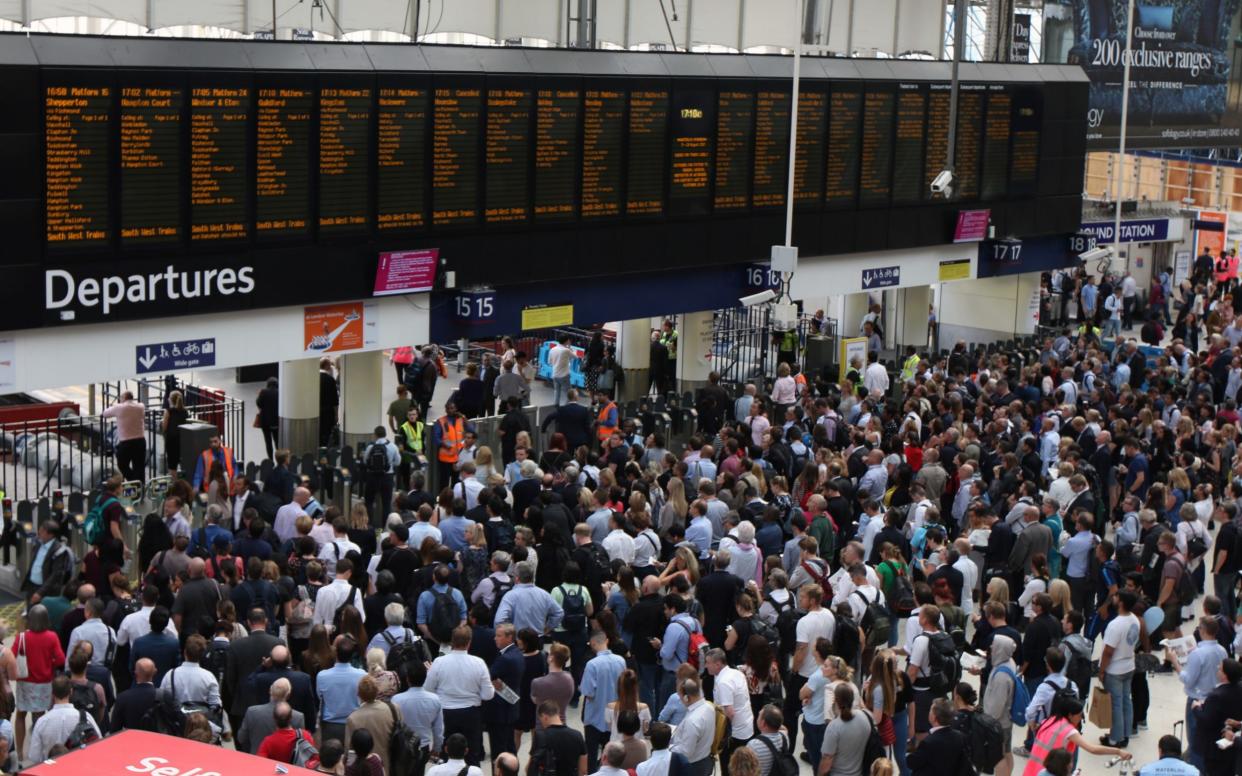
861, 265, 901, 290
135, 338, 217, 374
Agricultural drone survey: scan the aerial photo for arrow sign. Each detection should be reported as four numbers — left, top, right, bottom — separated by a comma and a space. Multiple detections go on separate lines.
135, 338, 217, 375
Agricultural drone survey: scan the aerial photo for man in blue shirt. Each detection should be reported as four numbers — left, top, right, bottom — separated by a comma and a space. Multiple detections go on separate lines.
1122, 439, 1150, 501
685, 502, 713, 560
1138, 735, 1201, 776
417, 564, 468, 649
316, 635, 366, 746
187, 505, 233, 558
1169, 617, 1227, 769
579, 630, 626, 774
1080, 276, 1098, 322
494, 563, 563, 636
392, 660, 443, 756
1062, 514, 1098, 615
652, 595, 700, 713
438, 503, 473, 554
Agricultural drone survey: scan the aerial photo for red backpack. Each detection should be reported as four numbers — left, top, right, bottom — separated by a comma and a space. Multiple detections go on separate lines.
675, 620, 709, 672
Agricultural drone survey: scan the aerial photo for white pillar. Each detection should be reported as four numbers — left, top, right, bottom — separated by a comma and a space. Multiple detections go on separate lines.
842, 293, 870, 338
340, 350, 385, 452
616, 319, 652, 402
675, 311, 713, 394
278, 358, 320, 455
897, 287, 932, 351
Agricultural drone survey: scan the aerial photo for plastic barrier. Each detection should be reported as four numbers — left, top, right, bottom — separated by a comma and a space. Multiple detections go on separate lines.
536, 341, 587, 388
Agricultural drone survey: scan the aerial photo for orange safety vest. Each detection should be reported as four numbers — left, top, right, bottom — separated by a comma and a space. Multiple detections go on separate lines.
1022, 717, 1078, 776
199, 447, 235, 491
437, 416, 465, 463
596, 402, 618, 442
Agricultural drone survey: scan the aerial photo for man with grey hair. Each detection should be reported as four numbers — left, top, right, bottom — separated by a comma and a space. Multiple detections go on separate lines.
591, 742, 630, 776
726, 522, 761, 586
494, 562, 563, 636
189, 504, 233, 556
367, 602, 422, 657
484, 623, 524, 757
238, 677, 305, 754
274, 486, 313, 544
470, 552, 513, 610
670, 679, 715, 776
1008, 504, 1053, 583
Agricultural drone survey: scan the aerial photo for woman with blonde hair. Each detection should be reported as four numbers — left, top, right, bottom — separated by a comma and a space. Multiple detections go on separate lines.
1047, 578, 1072, 619
658, 477, 688, 534
656, 545, 700, 587
459, 522, 489, 593
365, 647, 400, 700
473, 445, 498, 483
161, 389, 190, 472
728, 746, 761, 776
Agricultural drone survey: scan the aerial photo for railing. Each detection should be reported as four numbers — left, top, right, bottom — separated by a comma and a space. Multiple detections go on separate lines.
711, 308, 835, 390
102, 377, 248, 465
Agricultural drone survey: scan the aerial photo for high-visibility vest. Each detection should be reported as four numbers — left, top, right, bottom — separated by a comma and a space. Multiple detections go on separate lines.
597, 402, 618, 442
199, 448, 235, 491
900, 354, 920, 382
1022, 718, 1078, 776
437, 416, 464, 463
399, 420, 425, 460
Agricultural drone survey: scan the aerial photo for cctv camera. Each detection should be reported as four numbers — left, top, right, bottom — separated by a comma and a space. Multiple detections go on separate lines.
1079, 246, 1111, 263
930, 169, 954, 195
740, 289, 777, 307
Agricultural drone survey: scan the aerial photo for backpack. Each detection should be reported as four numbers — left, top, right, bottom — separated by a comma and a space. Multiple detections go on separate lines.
486, 578, 515, 628
748, 616, 781, 656
83, 497, 117, 546
991, 665, 1032, 725
956, 709, 1004, 773
488, 519, 516, 554
189, 527, 212, 560
754, 734, 799, 776
579, 542, 612, 587
709, 702, 729, 756
70, 680, 101, 719
200, 640, 230, 681
917, 630, 960, 695
799, 558, 828, 587
860, 713, 887, 775
557, 585, 588, 632
1062, 636, 1094, 699
428, 589, 461, 644
65, 708, 100, 749
1173, 557, 1197, 607
385, 700, 423, 776
853, 589, 891, 648
774, 606, 805, 659
290, 729, 318, 767
288, 584, 316, 631
383, 629, 432, 673
367, 442, 391, 476
332, 587, 360, 633
833, 614, 861, 666
674, 619, 709, 672
883, 561, 916, 617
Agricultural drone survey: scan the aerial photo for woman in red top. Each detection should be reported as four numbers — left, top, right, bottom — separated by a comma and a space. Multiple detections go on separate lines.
14, 604, 64, 762
1022, 696, 1130, 776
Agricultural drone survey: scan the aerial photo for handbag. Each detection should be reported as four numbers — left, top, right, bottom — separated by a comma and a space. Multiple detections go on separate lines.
1088, 685, 1112, 730
877, 712, 897, 746
15, 633, 28, 681
252, 412, 261, 429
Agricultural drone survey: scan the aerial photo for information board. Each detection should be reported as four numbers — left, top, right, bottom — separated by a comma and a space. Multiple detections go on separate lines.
794, 89, 827, 207
825, 86, 862, 207
1010, 87, 1042, 195
925, 86, 951, 200
892, 84, 926, 205
432, 85, 481, 226
714, 90, 754, 211
120, 86, 182, 245
319, 86, 371, 232
981, 87, 1012, 201
581, 88, 624, 218
534, 87, 579, 222
485, 86, 531, 224
753, 90, 790, 208
859, 88, 895, 208
954, 87, 984, 201
191, 86, 249, 242
668, 87, 714, 217
256, 86, 311, 237
377, 85, 428, 231
45, 84, 110, 247
627, 89, 668, 216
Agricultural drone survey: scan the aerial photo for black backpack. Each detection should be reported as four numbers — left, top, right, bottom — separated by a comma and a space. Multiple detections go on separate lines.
775, 606, 805, 659
955, 709, 1003, 773
383, 629, 432, 674
748, 615, 781, 656
832, 613, 861, 666
854, 590, 892, 648
579, 542, 612, 588
65, 708, 100, 750
332, 588, 359, 633
558, 585, 588, 632
486, 578, 515, 627
367, 442, 390, 475
754, 733, 799, 776
1173, 557, 1197, 607
918, 630, 960, 695
200, 640, 230, 681
70, 680, 101, 719
385, 700, 423, 776
428, 589, 461, 644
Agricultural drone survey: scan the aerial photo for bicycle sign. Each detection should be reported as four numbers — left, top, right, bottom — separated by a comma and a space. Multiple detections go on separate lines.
135, 337, 217, 374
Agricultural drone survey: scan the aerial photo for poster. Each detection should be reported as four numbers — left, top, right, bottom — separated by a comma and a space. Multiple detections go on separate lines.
839, 337, 868, 383
1195, 210, 1228, 260
1012, 14, 1031, 62
304, 301, 378, 353
1069, 0, 1242, 149
1174, 249, 1192, 286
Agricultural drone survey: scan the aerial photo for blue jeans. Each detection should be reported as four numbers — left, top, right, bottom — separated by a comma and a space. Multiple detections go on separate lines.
1103, 318, 1121, 338
891, 708, 910, 776
637, 662, 661, 711
658, 669, 679, 718
1104, 670, 1134, 744
887, 612, 899, 647
1186, 697, 1204, 770
801, 719, 826, 773
1023, 674, 1044, 748
553, 375, 570, 406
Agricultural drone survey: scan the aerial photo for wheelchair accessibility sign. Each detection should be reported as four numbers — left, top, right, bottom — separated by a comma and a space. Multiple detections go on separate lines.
135, 338, 216, 374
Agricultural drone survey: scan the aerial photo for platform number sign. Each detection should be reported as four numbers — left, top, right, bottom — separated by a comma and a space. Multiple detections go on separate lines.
992, 242, 1023, 263
455, 290, 496, 323
744, 264, 781, 291
1069, 233, 1098, 254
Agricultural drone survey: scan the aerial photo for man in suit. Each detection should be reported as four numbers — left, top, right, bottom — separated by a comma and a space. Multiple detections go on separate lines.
225, 607, 285, 734
908, 699, 969, 776
480, 353, 501, 418
248, 644, 317, 735
539, 389, 593, 451
237, 677, 305, 754
1007, 504, 1052, 591
484, 623, 525, 758
695, 554, 744, 648
110, 657, 159, 732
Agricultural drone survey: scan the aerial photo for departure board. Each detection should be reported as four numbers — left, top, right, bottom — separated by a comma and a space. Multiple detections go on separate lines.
1010, 88, 1041, 193
753, 90, 790, 208
432, 86, 481, 226
377, 85, 427, 230
824, 87, 861, 206
45, 84, 110, 247
794, 90, 827, 206
581, 89, 624, 218
714, 90, 754, 211
534, 88, 579, 222
191, 86, 249, 241
925, 86, 951, 199
981, 88, 1012, 201
626, 89, 668, 216
485, 87, 532, 224
892, 85, 926, 205
319, 86, 371, 232
256, 87, 311, 237
954, 88, 984, 200
859, 90, 895, 207
669, 88, 713, 216
120, 86, 182, 245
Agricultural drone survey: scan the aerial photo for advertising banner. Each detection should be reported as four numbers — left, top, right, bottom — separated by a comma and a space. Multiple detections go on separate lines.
1195, 209, 1229, 258
1069, 0, 1242, 149
1013, 14, 1032, 62
304, 301, 378, 353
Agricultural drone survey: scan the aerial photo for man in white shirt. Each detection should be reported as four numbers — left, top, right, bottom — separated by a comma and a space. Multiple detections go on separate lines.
706, 649, 754, 775
951, 538, 978, 616
426, 626, 495, 766
845, 565, 882, 623
1100, 589, 1142, 747
273, 487, 314, 544
453, 462, 486, 510
426, 733, 484, 776
311, 558, 364, 630
828, 543, 881, 607
316, 517, 362, 581
1103, 287, 1123, 338
27, 675, 100, 766
549, 335, 575, 407
65, 598, 116, 668
669, 679, 716, 776
116, 585, 177, 646
602, 513, 636, 565
638, 722, 682, 776
159, 635, 223, 715
863, 352, 889, 397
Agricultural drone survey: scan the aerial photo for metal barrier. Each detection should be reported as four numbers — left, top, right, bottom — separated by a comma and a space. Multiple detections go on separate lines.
102, 377, 248, 468
711, 307, 831, 390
